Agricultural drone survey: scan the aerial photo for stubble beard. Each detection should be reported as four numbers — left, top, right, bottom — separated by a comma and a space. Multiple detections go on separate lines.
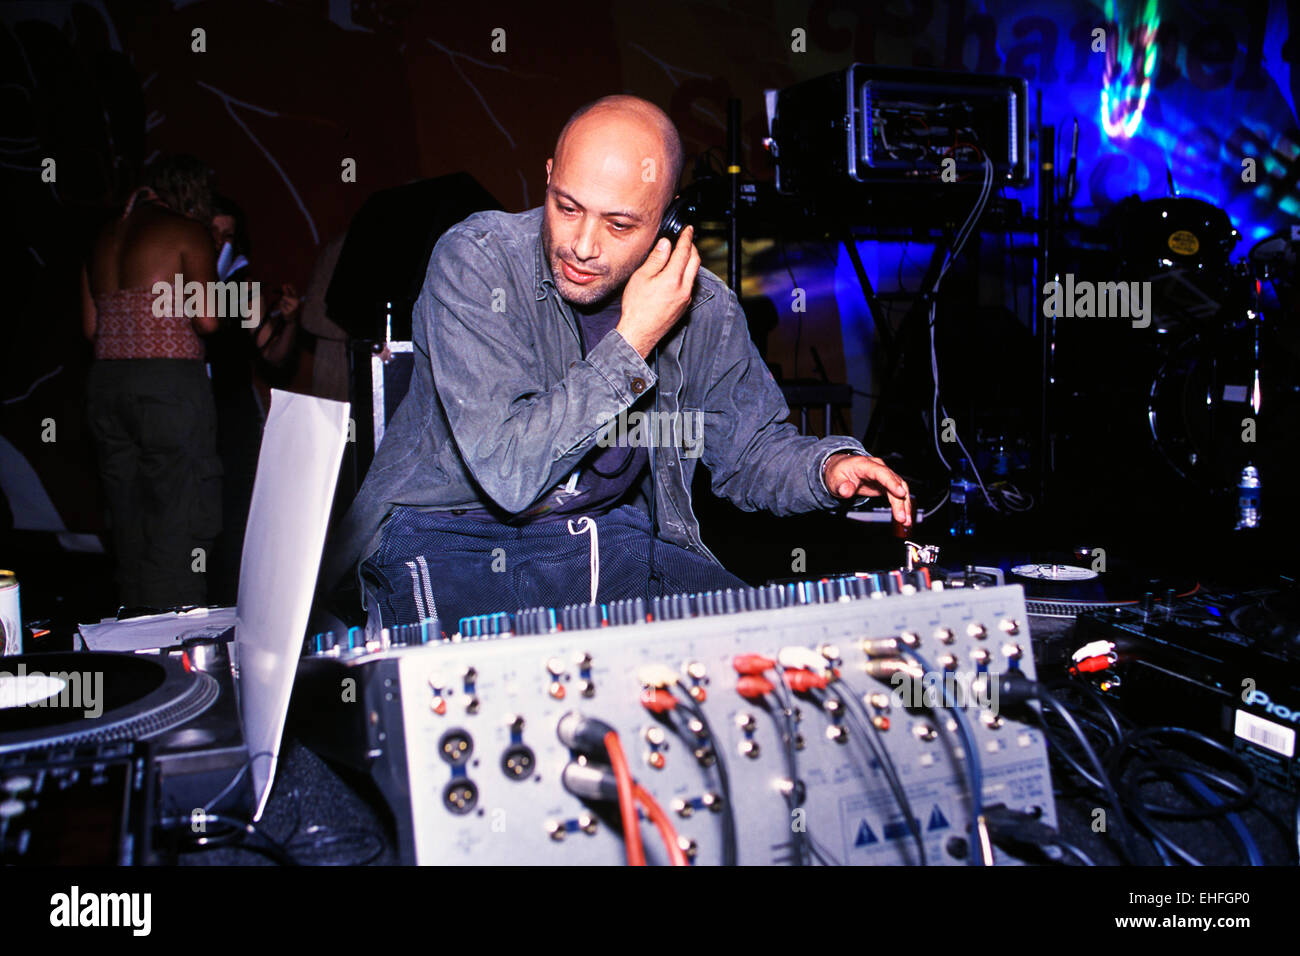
542, 215, 636, 309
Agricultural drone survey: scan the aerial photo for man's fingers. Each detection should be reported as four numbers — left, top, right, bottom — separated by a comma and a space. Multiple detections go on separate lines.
835, 458, 912, 525
877, 467, 911, 525
861, 459, 908, 500
645, 237, 671, 270
683, 243, 700, 290
890, 485, 912, 525
669, 225, 695, 276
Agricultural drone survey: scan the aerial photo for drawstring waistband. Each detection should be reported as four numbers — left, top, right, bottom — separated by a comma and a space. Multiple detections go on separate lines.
566, 515, 599, 605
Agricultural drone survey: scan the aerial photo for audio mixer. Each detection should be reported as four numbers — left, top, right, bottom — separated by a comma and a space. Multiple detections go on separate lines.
293, 573, 1056, 865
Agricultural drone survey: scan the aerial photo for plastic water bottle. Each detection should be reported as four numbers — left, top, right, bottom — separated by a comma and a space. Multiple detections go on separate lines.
1235, 465, 1260, 530
949, 459, 975, 537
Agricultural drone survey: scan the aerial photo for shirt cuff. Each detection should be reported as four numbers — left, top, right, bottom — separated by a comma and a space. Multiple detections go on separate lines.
587, 328, 656, 406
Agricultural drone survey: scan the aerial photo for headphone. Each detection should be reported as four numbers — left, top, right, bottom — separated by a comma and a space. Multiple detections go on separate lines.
656, 194, 697, 245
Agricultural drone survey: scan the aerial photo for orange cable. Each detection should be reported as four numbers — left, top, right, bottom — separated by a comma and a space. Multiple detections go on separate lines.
604, 731, 645, 866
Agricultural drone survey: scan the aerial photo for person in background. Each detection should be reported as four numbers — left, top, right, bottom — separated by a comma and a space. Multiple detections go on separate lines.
205, 194, 303, 603
298, 234, 349, 404
81, 155, 221, 609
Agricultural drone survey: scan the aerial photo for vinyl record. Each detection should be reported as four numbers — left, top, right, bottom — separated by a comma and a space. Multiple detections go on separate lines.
0, 652, 218, 754
987, 551, 1197, 618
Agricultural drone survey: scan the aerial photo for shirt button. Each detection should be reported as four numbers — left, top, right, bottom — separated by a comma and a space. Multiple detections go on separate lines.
630, 377, 646, 395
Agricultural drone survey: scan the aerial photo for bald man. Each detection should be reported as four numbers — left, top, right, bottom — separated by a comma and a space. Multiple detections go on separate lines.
320, 95, 910, 633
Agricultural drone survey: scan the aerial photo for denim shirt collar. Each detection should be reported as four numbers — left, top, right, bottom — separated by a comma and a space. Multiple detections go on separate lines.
533, 212, 555, 302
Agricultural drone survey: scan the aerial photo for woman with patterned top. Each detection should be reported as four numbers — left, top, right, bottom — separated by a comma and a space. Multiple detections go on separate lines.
80, 155, 223, 610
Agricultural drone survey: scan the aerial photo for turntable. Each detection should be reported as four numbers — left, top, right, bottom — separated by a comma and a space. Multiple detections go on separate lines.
0, 651, 218, 754
1, 389, 352, 864
0, 648, 248, 865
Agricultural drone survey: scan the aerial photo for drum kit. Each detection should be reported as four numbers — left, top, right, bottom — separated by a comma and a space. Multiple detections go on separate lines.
1113, 196, 1300, 499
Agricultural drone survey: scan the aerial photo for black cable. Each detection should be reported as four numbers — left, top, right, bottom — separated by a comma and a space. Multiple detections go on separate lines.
807, 831, 844, 866
669, 686, 738, 865
764, 676, 813, 865
1123, 800, 1206, 866
837, 702, 923, 864
1052, 839, 1097, 866
829, 684, 927, 865
1070, 710, 1121, 749
1138, 757, 1257, 818
201, 749, 275, 812
1130, 767, 1257, 866
646, 346, 662, 597
163, 817, 246, 851
1037, 687, 1142, 864
1051, 678, 1127, 743
1040, 721, 1112, 791
157, 752, 269, 853
286, 825, 386, 866
1108, 732, 1265, 865
898, 646, 988, 866
162, 771, 385, 866
157, 811, 299, 865
1107, 726, 1259, 818
1054, 680, 1288, 865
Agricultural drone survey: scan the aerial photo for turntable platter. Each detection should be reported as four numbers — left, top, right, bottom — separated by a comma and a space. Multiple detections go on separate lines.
0, 652, 218, 754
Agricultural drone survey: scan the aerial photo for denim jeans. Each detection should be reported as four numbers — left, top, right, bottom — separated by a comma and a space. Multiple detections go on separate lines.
358, 503, 747, 633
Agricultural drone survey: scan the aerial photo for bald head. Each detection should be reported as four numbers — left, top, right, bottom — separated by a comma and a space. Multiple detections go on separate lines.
541, 95, 687, 306
554, 95, 683, 205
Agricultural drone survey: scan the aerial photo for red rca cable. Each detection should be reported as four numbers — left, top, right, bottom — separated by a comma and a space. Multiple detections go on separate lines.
603, 730, 646, 866
633, 783, 689, 866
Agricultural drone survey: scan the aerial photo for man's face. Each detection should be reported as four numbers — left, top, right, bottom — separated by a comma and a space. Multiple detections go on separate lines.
542, 152, 668, 308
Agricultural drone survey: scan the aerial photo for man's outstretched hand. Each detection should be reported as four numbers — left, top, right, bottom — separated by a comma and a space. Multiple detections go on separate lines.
824, 453, 912, 528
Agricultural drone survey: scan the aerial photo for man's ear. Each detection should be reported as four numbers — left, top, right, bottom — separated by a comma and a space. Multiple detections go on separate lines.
545, 158, 552, 185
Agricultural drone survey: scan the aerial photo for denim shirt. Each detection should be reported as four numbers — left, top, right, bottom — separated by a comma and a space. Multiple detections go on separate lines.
319, 206, 869, 604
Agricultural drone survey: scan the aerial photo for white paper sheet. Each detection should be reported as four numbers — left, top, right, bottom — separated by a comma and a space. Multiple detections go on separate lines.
77, 606, 238, 652
236, 389, 349, 820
